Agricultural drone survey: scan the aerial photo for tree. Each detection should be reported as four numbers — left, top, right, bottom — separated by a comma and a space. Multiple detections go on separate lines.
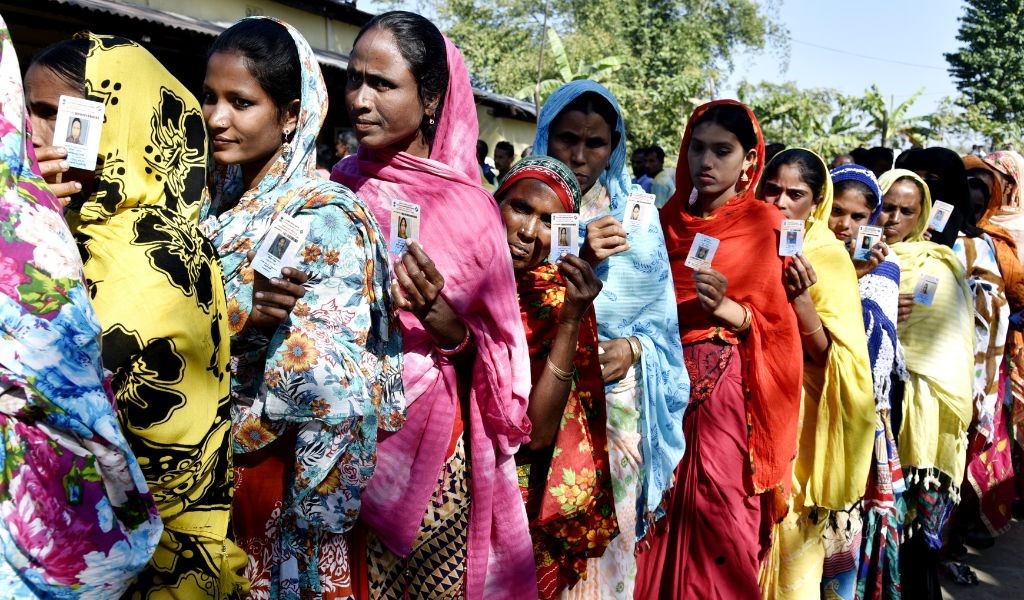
513, 27, 624, 112
946, 0, 1024, 139
436, 0, 784, 150
856, 85, 932, 148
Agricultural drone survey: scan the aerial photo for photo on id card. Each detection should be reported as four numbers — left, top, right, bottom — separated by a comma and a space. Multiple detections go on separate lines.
913, 273, 940, 306
549, 213, 580, 263
53, 95, 105, 170
390, 199, 421, 255
853, 225, 883, 261
928, 200, 954, 233
778, 219, 805, 256
684, 233, 719, 270
624, 192, 656, 234
252, 213, 309, 279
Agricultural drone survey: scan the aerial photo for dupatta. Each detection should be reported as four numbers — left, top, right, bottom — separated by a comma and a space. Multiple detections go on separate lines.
880, 170, 974, 486
503, 156, 618, 596
0, 19, 160, 596
199, 16, 403, 570
761, 150, 875, 511
661, 100, 802, 501
533, 81, 688, 539
332, 37, 535, 599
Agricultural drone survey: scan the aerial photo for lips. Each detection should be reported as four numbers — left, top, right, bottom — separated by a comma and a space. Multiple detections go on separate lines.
696, 174, 715, 185
353, 120, 377, 132
509, 243, 530, 260
211, 136, 236, 147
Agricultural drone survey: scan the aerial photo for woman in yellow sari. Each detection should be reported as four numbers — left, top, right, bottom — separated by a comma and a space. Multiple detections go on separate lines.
877, 169, 974, 599
25, 35, 247, 597
757, 149, 875, 599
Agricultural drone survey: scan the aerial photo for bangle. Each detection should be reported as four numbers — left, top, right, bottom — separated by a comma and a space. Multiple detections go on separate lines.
436, 327, 473, 356
547, 358, 574, 382
800, 323, 824, 337
735, 304, 753, 333
627, 336, 642, 364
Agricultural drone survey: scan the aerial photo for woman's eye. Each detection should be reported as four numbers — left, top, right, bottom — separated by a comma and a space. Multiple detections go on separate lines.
233, 98, 252, 109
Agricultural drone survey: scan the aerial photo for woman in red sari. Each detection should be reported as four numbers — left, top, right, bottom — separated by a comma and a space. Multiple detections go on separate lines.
634, 100, 802, 599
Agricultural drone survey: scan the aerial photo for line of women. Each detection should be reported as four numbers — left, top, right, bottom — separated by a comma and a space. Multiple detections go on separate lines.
1, 7, 1020, 600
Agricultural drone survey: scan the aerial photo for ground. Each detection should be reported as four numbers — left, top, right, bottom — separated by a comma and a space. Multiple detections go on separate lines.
941, 519, 1024, 599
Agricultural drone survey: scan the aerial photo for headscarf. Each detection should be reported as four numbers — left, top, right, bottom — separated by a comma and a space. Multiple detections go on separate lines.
895, 147, 979, 246
661, 99, 802, 504
533, 81, 688, 539
332, 35, 535, 599
498, 156, 617, 596
58, 32, 249, 593
199, 16, 404, 575
965, 155, 1024, 310
0, 18, 160, 596
761, 149, 875, 511
830, 163, 885, 224
879, 169, 973, 487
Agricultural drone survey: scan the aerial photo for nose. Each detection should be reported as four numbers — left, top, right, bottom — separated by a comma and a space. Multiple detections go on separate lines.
569, 142, 585, 167
519, 215, 540, 241
350, 83, 371, 112
206, 101, 229, 130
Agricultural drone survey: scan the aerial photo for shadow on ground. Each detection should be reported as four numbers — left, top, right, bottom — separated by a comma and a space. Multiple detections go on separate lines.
941, 519, 1024, 599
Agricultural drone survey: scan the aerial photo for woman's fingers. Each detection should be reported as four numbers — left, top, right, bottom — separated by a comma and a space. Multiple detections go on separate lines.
394, 259, 427, 307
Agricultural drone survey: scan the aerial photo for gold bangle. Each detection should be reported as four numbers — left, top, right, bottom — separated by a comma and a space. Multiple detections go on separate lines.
628, 336, 642, 364
800, 323, 824, 337
547, 358, 574, 382
735, 304, 752, 333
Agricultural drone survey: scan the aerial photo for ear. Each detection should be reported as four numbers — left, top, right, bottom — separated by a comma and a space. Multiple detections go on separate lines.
282, 99, 300, 133
742, 148, 758, 172
423, 94, 441, 124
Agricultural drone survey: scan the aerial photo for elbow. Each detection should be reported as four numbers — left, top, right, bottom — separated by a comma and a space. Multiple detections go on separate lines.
527, 428, 557, 451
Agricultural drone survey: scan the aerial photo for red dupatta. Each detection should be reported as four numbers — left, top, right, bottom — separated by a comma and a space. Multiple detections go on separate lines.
660, 99, 802, 501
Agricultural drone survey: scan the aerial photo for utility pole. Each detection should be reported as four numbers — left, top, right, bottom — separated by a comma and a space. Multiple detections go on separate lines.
533, 0, 550, 116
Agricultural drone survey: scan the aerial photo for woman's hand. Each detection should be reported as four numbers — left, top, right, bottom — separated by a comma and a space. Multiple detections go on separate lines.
391, 241, 446, 319
246, 251, 309, 331
694, 267, 729, 314
581, 216, 629, 267
558, 254, 603, 324
853, 242, 888, 279
783, 254, 817, 300
898, 293, 915, 323
35, 145, 82, 203
599, 338, 634, 384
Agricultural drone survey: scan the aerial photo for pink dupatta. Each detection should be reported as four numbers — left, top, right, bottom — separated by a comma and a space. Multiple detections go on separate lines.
331, 38, 536, 599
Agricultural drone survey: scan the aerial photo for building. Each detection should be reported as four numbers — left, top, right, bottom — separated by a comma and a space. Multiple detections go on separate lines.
3, 0, 537, 153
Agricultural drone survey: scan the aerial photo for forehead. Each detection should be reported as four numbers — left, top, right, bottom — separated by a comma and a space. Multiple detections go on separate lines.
834, 188, 871, 211
24, 64, 83, 102
690, 121, 739, 146
350, 28, 413, 76
885, 179, 923, 203
551, 109, 612, 138
767, 163, 812, 188
205, 52, 263, 90
503, 177, 563, 210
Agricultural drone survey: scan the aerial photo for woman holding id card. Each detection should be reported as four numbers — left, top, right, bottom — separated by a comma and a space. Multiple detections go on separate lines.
758, 149, 874, 598
877, 169, 974, 596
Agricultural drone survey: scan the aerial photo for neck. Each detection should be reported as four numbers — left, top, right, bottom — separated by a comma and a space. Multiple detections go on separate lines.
692, 185, 738, 217
241, 147, 284, 191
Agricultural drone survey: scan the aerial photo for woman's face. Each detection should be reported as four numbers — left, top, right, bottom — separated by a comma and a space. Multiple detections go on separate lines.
499, 178, 563, 272
346, 28, 430, 158
202, 52, 296, 172
547, 109, 613, 195
829, 188, 873, 246
687, 121, 755, 202
761, 163, 819, 220
878, 179, 923, 244
70, 120, 82, 140
24, 64, 84, 147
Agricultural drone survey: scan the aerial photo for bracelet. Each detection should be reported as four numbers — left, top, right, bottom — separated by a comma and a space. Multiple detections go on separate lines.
735, 304, 753, 333
547, 359, 574, 382
800, 323, 824, 337
627, 336, 642, 364
436, 327, 473, 356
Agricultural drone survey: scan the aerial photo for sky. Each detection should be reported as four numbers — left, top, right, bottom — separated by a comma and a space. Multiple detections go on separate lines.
362, 0, 967, 116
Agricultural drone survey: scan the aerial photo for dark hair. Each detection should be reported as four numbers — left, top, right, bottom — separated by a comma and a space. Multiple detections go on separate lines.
29, 38, 89, 95
356, 11, 448, 143
209, 19, 301, 116
495, 140, 514, 156
477, 139, 488, 154
834, 179, 879, 210
692, 104, 758, 152
763, 148, 827, 200
552, 91, 622, 149
895, 146, 981, 242
649, 144, 665, 161
631, 147, 647, 159
765, 143, 787, 163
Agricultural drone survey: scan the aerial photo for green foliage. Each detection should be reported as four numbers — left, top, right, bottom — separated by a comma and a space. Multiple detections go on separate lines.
946, 0, 1024, 128
513, 27, 625, 107
436, 0, 784, 150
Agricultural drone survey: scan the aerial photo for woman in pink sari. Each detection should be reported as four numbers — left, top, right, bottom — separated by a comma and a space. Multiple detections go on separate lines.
331, 11, 536, 599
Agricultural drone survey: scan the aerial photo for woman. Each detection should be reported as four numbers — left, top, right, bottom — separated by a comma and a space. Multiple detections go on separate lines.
758, 149, 875, 600
877, 169, 974, 598
532, 81, 688, 600
828, 164, 908, 598
634, 100, 802, 599
331, 12, 535, 599
896, 147, 973, 248
25, 34, 247, 597
200, 17, 403, 598
494, 156, 616, 598
0, 17, 160, 596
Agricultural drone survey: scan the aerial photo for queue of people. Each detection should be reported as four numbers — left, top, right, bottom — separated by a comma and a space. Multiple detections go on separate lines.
1, 8, 1020, 600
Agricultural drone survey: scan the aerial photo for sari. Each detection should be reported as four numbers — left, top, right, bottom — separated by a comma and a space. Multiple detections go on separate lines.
502, 156, 618, 598
200, 18, 403, 599
879, 170, 973, 543
761, 152, 875, 600
60, 33, 246, 597
533, 81, 688, 600
0, 18, 161, 597
635, 100, 802, 600
332, 36, 535, 600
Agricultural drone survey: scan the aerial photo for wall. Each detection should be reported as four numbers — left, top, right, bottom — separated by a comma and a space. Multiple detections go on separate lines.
476, 104, 537, 157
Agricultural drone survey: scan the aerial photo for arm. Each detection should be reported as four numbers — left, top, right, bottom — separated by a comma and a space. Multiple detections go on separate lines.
527, 255, 602, 450
694, 267, 751, 331
784, 254, 830, 367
